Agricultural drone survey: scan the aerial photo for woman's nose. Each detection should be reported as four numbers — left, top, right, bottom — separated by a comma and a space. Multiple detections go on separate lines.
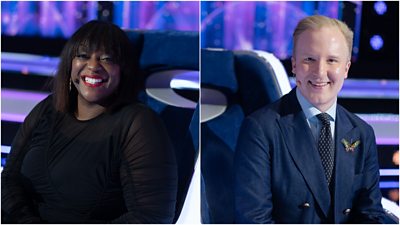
87, 56, 100, 71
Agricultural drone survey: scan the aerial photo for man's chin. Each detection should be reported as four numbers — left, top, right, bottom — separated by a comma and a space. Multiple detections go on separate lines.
309, 98, 335, 111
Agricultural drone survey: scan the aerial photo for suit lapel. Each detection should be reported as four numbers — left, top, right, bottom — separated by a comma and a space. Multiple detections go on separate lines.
277, 89, 331, 217
333, 106, 359, 222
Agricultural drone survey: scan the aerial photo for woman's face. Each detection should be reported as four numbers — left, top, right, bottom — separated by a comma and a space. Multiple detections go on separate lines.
70, 48, 120, 107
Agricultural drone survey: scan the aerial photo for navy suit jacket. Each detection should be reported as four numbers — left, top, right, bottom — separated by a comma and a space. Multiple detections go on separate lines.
234, 88, 387, 223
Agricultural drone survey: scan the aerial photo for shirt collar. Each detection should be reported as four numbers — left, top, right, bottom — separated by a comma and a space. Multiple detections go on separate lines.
296, 88, 336, 122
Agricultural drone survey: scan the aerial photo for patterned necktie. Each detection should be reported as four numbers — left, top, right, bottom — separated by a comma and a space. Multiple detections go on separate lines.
316, 113, 334, 185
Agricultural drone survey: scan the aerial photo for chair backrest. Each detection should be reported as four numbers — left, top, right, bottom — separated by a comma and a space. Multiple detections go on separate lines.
201, 48, 290, 223
234, 50, 291, 115
201, 49, 240, 223
125, 30, 199, 223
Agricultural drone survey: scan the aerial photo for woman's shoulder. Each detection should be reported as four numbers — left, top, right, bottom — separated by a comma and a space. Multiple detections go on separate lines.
37, 94, 53, 107
16, 94, 55, 138
112, 102, 166, 138
107, 102, 163, 129
26, 94, 55, 120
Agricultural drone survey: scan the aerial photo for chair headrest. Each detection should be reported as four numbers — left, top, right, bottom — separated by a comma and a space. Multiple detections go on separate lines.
234, 50, 283, 115
140, 30, 199, 72
201, 49, 238, 95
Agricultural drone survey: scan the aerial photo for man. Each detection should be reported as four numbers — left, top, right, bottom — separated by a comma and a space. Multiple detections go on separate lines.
234, 15, 391, 223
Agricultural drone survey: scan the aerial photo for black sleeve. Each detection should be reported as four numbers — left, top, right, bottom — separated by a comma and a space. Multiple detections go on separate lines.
1, 96, 52, 223
111, 107, 178, 224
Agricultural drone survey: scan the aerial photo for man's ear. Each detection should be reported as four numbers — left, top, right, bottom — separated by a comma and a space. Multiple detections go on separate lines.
344, 60, 351, 79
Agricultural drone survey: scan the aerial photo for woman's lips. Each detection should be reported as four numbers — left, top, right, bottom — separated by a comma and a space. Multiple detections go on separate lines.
81, 75, 107, 87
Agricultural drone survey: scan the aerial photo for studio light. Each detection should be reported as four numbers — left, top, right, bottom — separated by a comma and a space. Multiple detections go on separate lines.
374, 1, 387, 15
370, 35, 384, 51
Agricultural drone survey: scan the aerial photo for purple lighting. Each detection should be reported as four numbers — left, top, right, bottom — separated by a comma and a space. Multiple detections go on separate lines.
201, 1, 362, 60
1, 113, 26, 123
2, 89, 49, 101
380, 181, 399, 189
1, 1, 199, 38
370, 35, 384, 51
1, 1, 91, 38
376, 138, 399, 145
374, 1, 387, 15
2, 89, 49, 123
380, 169, 400, 176
2, 52, 59, 76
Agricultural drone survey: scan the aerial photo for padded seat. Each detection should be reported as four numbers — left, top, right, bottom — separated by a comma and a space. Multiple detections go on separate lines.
125, 30, 199, 223
201, 48, 290, 223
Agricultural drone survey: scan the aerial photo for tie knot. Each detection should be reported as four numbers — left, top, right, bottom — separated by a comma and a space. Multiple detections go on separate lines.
317, 113, 331, 126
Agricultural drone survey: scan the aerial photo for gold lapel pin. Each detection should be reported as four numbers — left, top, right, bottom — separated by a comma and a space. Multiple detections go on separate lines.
341, 139, 360, 152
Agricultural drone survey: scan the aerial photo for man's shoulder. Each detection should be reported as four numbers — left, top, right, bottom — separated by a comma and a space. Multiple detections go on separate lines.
245, 96, 287, 127
337, 104, 374, 132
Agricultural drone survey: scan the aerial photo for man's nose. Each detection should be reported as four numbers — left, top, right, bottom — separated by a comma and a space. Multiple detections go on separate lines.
314, 61, 327, 77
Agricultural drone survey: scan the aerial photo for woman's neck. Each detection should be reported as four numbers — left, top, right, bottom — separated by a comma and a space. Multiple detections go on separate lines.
75, 97, 107, 121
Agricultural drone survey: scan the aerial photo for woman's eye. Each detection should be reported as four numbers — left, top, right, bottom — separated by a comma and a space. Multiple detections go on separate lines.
100, 56, 114, 63
76, 53, 89, 59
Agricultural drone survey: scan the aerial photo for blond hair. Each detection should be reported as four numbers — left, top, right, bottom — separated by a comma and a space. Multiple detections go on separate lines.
292, 15, 354, 59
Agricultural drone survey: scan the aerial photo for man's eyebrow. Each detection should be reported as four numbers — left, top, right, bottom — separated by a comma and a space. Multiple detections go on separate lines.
327, 55, 341, 59
301, 52, 317, 57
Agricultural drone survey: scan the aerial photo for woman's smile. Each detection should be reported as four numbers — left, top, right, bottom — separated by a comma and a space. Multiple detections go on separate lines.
81, 75, 109, 87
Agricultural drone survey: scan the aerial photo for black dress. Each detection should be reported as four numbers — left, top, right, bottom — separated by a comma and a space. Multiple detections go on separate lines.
1, 95, 178, 223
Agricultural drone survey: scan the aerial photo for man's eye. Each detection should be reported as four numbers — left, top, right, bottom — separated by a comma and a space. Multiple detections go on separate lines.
328, 59, 338, 63
304, 57, 314, 62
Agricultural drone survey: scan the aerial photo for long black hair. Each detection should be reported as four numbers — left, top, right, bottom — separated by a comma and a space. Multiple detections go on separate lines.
53, 20, 138, 113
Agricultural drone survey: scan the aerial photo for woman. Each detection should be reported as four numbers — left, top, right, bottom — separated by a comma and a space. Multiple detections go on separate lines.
1, 20, 178, 223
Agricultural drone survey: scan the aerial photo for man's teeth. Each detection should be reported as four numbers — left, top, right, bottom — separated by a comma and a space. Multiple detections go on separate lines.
85, 77, 103, 84
311, 81, 328, 86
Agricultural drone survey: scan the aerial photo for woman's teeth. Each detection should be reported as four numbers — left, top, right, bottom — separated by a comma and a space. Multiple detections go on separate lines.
85, 77, 103, 84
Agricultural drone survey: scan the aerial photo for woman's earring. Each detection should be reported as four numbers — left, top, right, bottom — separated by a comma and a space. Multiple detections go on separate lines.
69, 79, 72, 91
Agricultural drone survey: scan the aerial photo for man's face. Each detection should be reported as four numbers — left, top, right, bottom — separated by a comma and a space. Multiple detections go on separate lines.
291, 26, 351, 112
